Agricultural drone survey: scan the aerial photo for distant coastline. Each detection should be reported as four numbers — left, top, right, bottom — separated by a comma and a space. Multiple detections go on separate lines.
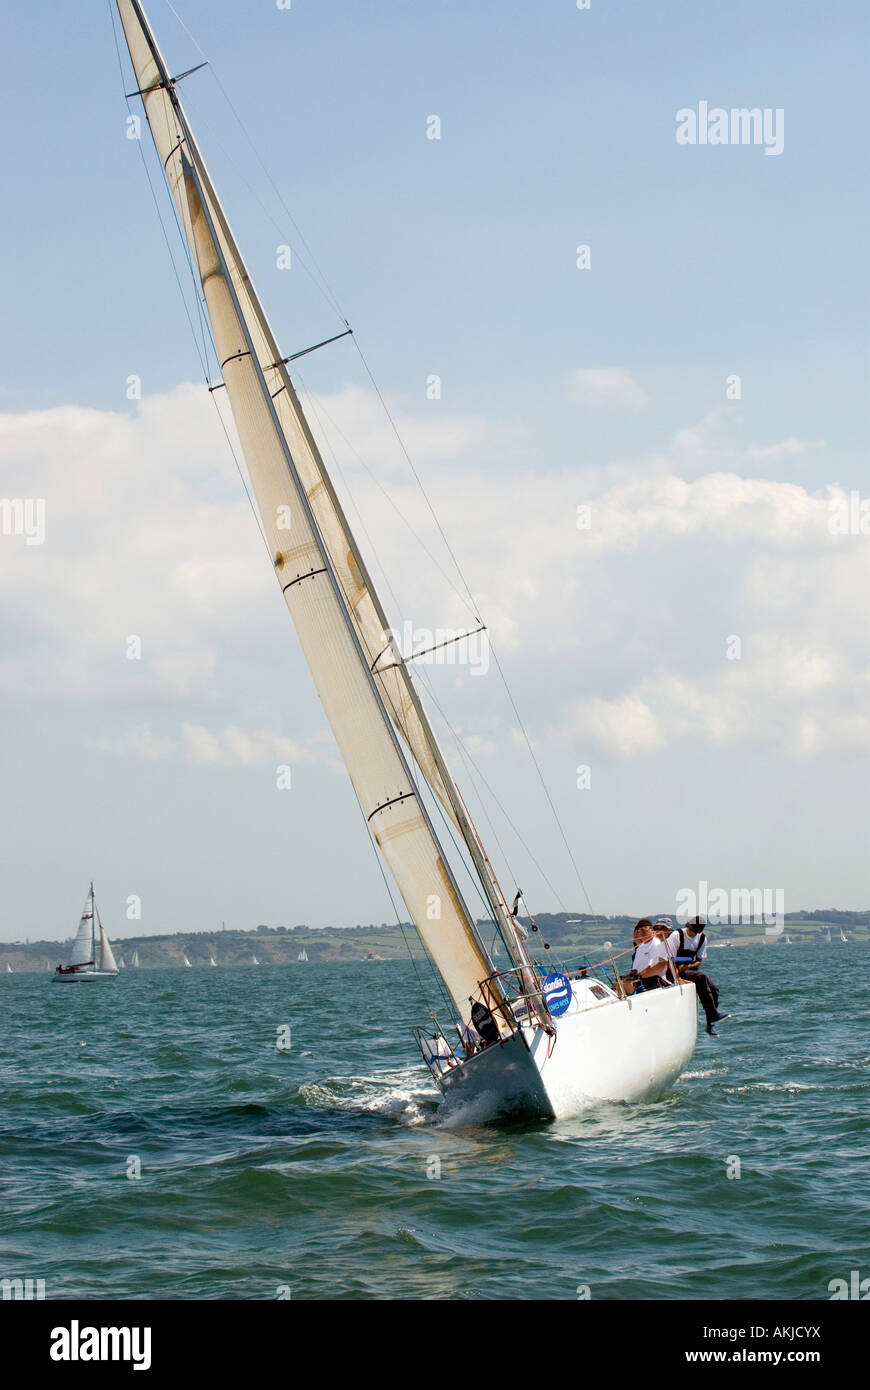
2, 909, 867, 971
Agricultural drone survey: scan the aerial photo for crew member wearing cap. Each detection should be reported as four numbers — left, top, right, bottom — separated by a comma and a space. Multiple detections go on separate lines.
667, 916, 729, 1035
630, 919, 670, 990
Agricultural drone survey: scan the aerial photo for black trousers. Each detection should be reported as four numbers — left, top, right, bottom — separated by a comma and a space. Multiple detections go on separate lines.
686, 970, 719, 1023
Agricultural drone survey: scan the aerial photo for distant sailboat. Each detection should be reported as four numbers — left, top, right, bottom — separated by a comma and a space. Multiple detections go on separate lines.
839, 928, 848, 943
131, 949, 140, 968
297, 948, 309, 962
182, 954, 192, 967
823, 928, 832, 944
209, 953, 217, 967
53, 884, 119, 982
251, 953, 260, 966
5, 963, 12, 974
118, 954, 126, 969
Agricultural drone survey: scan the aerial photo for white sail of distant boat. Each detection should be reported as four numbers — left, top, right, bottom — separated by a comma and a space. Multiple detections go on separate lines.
5, 963, 12, 974
839, 928, 848, 943
209, 953, 217, 966
297, 948, 309, 962
823, 927, 832, 943
183, 953, 192, 967
53, 884, 119, 982
251, 953, 260, 966
112, 0, 698, 1119
131, 948, 140, 968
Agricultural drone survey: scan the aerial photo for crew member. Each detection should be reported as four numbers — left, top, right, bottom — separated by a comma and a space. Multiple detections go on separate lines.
668, 916, 729, 1035
631, 919, 670, 989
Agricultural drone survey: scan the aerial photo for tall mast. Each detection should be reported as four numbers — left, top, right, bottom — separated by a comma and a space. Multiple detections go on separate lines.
117, 2, 535, 991
115, 0, 512, 1030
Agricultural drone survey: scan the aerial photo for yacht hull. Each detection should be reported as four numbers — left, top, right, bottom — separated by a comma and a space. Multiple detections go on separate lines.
52, 971, 118, 983
437, 982, 698, 1123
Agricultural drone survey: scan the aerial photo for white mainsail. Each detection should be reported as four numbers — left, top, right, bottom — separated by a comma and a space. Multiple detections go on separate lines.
131, 949, 140, 968
116, 0, 511, 1030
209, 954, 217, 966
183, 954, 192, 967
69, 888, 97, 967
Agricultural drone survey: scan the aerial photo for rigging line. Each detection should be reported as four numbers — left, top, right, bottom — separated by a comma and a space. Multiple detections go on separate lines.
110, 4, 273, 566
421, 771, 500, 933
431, 724, 570, 972
293, 386, 518, 932
346, 776, 451, 1017
366, 819, 448, 1019
286, 385, 533, 944
488, 641, 598, 919
149, 4, 591, 927
162, 0, 347, 323
294, 374, 482, 625
109, 1, 211, 382
414, 673, 583, 919
349, 333, 484, 622
311, 324, 596, 920
293, 388, 519, 948
169, 91, 350, 317
208, 393, 275, 561
358, 326, 598, 919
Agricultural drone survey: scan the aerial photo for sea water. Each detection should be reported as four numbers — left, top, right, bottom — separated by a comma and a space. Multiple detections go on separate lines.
0, 945, 866, 1300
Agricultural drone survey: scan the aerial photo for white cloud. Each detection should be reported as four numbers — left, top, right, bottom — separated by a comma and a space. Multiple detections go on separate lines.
570, 368, 647, 408
181, 724, 311, 766
747, 435, 825, 465
1, 386, 866, 766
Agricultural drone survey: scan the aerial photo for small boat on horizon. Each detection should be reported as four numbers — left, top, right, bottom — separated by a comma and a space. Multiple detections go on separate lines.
182, 954, 192, 967
209, 953, 217, 967
53, 884, 119, 983
297, 948, 309, 962
130, 948, 140, 968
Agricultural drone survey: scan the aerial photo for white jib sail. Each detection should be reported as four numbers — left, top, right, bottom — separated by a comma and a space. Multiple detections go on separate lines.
99, 927, 119, 974
116, 1, 507, 1029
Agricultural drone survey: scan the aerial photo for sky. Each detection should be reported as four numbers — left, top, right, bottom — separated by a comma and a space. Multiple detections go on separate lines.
1, 0, 868, 942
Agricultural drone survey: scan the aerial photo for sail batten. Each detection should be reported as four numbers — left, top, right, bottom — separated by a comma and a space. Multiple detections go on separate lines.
116, 0, 509, 1027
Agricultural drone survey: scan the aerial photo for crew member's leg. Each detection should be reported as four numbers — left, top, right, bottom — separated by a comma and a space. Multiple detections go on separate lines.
692, 971, 717, 1022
